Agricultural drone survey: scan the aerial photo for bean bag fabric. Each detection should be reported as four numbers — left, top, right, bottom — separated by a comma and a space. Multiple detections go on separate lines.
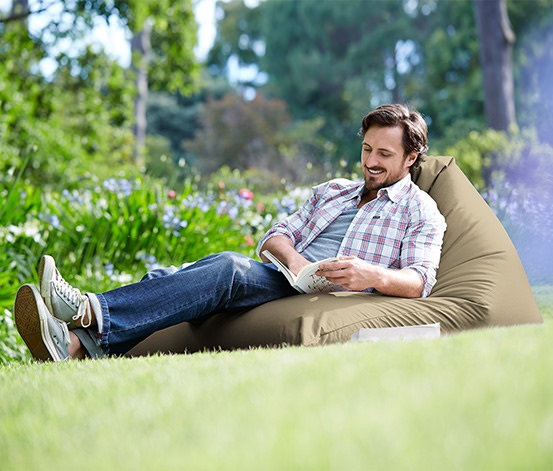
127, 156, 542, 356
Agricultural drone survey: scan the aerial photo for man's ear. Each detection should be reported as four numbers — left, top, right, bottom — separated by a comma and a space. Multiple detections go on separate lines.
405, 151, 418, 168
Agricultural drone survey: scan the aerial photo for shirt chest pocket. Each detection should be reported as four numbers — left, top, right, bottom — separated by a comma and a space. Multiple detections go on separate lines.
367, 214, 408, 239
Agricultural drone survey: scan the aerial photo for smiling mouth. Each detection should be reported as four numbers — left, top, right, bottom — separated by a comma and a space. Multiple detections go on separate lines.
367, 168, 384, 175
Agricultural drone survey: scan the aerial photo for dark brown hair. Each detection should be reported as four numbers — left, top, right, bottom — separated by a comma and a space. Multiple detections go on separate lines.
360, 104, 428, 169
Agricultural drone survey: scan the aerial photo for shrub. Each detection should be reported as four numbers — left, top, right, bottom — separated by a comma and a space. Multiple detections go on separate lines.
0, 170, 316, 363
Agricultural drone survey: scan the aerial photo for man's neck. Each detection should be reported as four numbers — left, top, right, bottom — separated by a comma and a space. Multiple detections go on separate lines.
358, 189, 377, 208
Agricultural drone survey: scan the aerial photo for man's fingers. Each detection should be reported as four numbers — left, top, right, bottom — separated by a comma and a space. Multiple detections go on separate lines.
318, 258, 352, 271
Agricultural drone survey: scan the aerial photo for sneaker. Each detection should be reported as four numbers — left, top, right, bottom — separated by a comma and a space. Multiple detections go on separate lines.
14, 284, 70, 362
39, 255, 92, 329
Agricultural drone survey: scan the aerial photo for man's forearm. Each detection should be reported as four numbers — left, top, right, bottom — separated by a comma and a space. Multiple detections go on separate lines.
258, 235, 311, 276
372, 267, 424, 298
317, 258, 425, 298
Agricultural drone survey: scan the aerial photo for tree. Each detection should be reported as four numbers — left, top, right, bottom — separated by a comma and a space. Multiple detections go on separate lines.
0, 1, 139, 186
208, 0, 426, 166
184, 92, 292, 175
117, 0, 200, 168
0, 0, 200, 170
145, 73, 234, 178
473, 0, 516, 132
131, 18, 153, 169
206, 0, 553, 172
507, 0, 553, 147
415, 0, 486, 149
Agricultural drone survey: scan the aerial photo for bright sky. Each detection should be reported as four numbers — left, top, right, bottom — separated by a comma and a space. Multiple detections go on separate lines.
0, 0, 218, 64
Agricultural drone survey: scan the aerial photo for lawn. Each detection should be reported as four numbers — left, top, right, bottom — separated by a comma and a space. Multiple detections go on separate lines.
1, 286, 552, 471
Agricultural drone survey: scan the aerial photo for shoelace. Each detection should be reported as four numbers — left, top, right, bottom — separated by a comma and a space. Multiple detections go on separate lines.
53, 274, 93, 328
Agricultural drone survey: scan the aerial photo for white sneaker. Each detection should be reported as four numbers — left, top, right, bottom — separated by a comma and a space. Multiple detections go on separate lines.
14, 284, 70, 362
39, 255, 93, 329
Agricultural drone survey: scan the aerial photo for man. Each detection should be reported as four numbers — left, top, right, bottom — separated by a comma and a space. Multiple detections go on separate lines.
14, 104, 446, 362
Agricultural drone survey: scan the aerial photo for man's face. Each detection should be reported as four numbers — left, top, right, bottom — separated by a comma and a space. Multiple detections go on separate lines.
361, 125, 416, 199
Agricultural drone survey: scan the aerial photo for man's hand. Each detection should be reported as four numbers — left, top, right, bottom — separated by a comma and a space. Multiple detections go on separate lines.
316, 256, 424, 298
316, 256, 379, 291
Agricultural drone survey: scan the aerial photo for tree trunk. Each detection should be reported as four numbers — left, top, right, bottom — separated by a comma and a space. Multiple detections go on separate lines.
10, 0, 29, 25
473, 0, 516, 132
131, 19, 153, 170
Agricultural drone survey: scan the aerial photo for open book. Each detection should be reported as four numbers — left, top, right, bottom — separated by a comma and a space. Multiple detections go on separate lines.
262, 250, 340, 294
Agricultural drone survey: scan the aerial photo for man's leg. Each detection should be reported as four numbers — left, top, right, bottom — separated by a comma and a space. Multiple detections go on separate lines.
40, 252, 297, 357
139, 262, 195, 281
98, 251, 297, 354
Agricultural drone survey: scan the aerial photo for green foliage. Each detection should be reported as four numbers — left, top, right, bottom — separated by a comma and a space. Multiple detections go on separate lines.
144, 134, 185, 187
144, 75, 236, 180
0, 165, 42, 363
208, 0, 263, 75
0, 17, 49, 176
208, 0, 425, 167
533, 285, 553, 321
116, 0, 199, 94
0, 18, 137, 189
1, 0, 200, 188
447, 126, 553, 192
0, 169, 306, 360
183, 90, 348, 184
32, 176, 271, 274
418, 0, 485, 147
0, 239, 31, 363
0, 307, 29, 363
145, 90, 206, 179
204, 0, 553, 176
8, 1, 201, 95
146, 92, 199, 159
443, 128, 506, 189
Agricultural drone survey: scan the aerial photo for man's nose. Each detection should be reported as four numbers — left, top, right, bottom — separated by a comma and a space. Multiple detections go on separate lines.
364, 152, 378, 166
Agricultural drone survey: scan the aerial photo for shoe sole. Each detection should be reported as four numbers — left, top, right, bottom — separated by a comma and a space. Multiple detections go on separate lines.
39, 255, 55, 313
14, 284, 63, 362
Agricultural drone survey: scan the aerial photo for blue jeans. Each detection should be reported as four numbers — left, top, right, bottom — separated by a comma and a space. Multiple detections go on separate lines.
93, 252, 298, 355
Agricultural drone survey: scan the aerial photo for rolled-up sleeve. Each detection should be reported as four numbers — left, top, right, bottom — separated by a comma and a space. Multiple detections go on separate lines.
256, 190, 317, 257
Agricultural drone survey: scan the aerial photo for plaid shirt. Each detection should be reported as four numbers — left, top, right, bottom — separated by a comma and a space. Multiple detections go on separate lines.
257, 174, 446, 297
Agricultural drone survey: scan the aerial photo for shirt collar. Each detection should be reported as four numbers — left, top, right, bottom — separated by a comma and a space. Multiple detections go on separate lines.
378, 173, 412, 203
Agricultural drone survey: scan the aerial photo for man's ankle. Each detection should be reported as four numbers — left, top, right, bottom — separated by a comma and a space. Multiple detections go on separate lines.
68, 331, 87, 359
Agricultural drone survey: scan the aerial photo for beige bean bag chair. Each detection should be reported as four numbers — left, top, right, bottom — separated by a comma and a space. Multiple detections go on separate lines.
128, 156, 542, 356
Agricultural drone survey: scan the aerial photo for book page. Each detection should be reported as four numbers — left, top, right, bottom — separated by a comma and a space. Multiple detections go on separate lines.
294, 271, 339, 293
295, 257, 341, 293
262, 250, 341, 293
295, 256, 337, 278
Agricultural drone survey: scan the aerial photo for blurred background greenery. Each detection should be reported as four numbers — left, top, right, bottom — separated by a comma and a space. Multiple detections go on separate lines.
1, 0, 552, 362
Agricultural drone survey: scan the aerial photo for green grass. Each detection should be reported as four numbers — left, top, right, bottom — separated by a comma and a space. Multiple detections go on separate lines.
1, 289, 552, 471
